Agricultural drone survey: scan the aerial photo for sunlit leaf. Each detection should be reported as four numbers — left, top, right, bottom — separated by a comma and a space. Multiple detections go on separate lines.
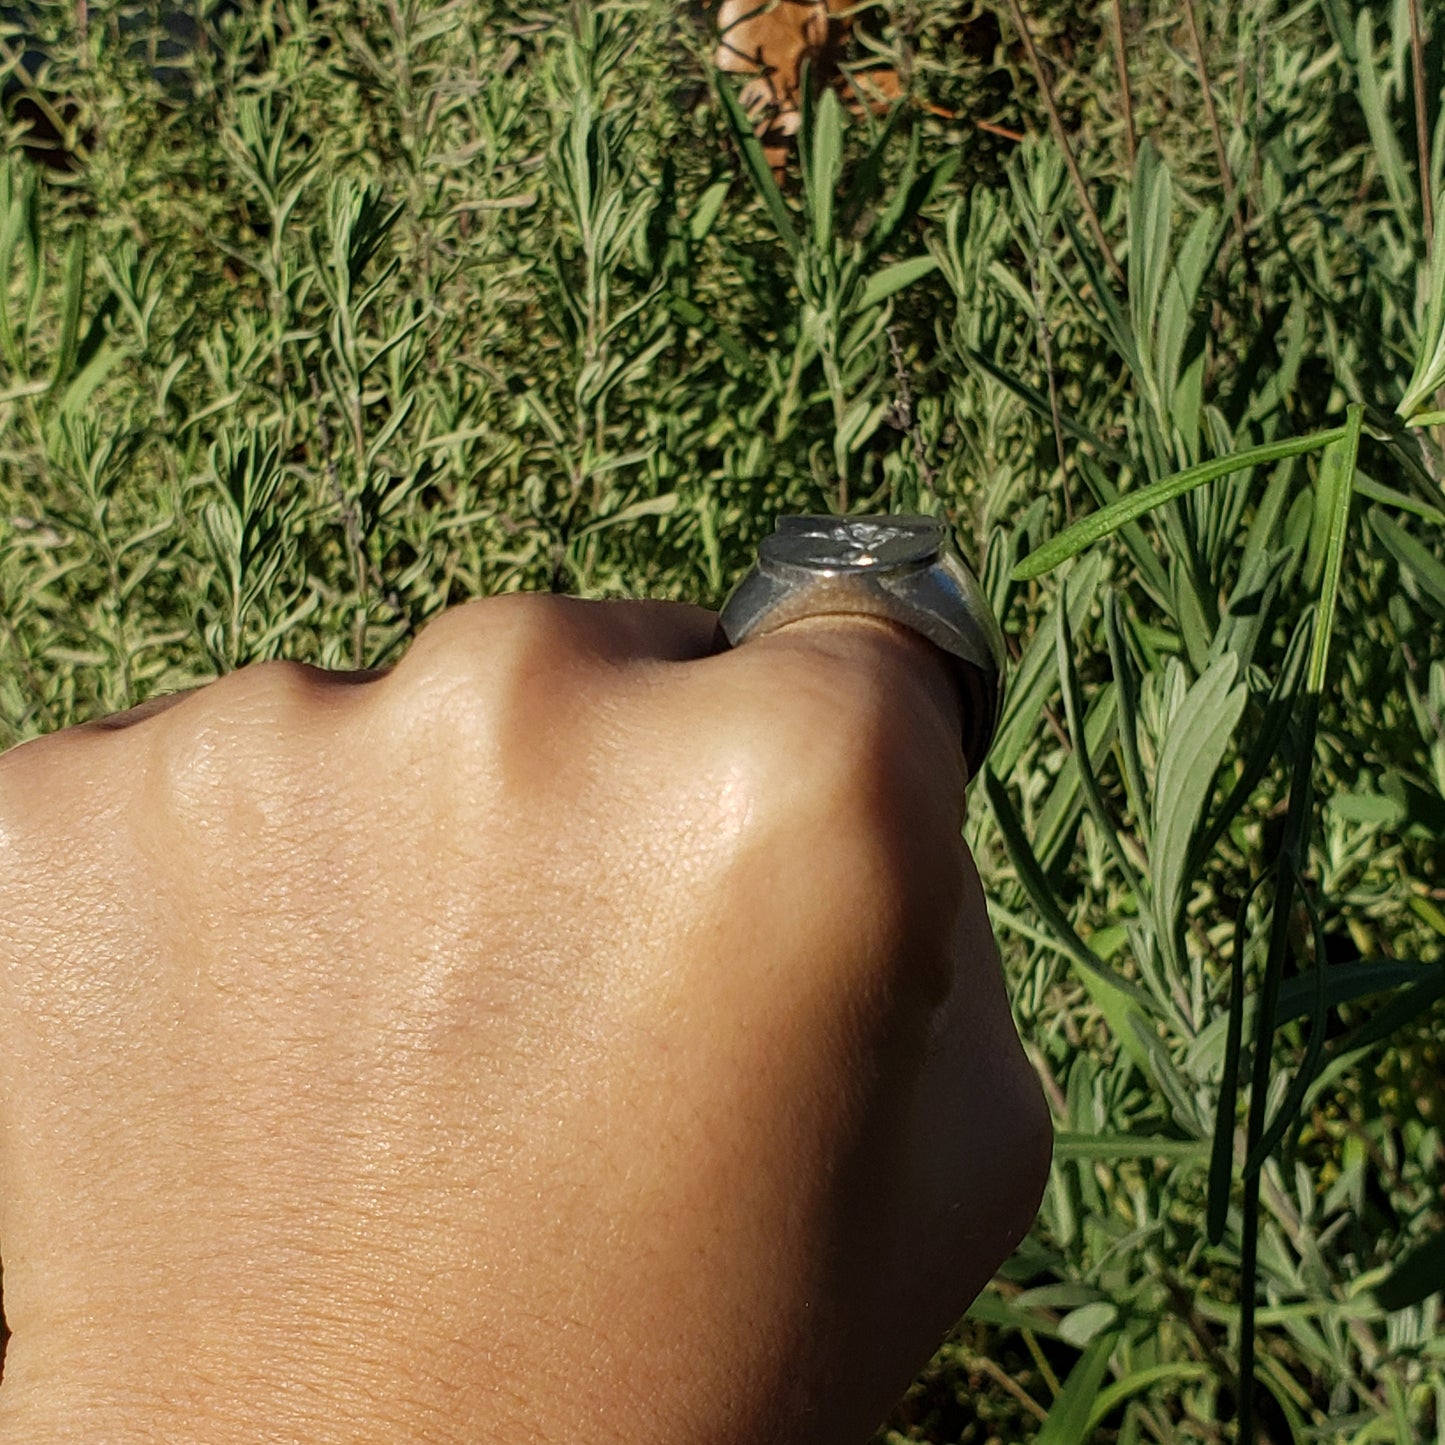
1151, 655, 1248, 974
1014, 429, 1348, 580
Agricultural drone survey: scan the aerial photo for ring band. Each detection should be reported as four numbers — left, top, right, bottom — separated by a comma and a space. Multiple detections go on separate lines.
717, 515, 1006, 775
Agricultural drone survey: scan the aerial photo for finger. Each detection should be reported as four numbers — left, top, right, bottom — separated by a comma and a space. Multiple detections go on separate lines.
543, 595, 722, 666
67, 594, 719, 742
70, 689, 203, 731
887, 855, 1052, 1328
746, 611, 966, 736
71, 667, 390, 735
400, 593, 722, 677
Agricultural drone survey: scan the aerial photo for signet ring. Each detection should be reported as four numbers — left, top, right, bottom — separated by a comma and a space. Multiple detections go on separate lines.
716, 515, 1006, 778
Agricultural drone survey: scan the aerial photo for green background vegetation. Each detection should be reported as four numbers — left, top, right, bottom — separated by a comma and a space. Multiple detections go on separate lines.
3, 0, 1445, 1439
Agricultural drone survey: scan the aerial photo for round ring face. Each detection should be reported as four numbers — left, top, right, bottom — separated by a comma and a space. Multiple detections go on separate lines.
761, 515, 944, 572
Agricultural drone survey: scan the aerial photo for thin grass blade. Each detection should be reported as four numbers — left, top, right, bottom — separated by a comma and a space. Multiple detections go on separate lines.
1057, 582, 1141, 892
711, 76, 799, 256
1013, 428, 1348, 581
982, 767, 1153, 1009
1104, 593, 1150, 846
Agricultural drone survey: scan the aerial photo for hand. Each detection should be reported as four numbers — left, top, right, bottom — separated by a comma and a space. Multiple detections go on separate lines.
0, 594, 1050, 1444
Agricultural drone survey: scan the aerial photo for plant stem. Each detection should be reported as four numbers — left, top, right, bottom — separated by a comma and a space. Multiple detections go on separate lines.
886, 324, 938, 509
1029, 250, 1071, 522
1408, 0, 1434, 251
1110, 0, 1136, 174
311, 374, 370, 667
1005, 0, 1124, 283
1237, 858, 1298, 1444
1237, 408, 1362, 1440
1181, 0, 1248, 275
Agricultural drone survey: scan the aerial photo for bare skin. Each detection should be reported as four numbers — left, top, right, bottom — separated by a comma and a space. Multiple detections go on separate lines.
0, 594, 1051, 1444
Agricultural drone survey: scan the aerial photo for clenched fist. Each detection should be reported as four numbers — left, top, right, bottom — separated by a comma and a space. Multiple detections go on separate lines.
0, 594, 1050, 1444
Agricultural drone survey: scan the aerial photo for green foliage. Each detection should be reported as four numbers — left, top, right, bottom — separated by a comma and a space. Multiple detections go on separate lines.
4, 0, 1445, 1441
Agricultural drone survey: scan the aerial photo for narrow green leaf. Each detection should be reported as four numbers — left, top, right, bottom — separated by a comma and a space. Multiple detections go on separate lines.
49, 229, 87, 396
1132, 1014, 1208, 1133
0, 378, 49, 404
1354, 470, 1445, 523
1086, 1364, 1213, 1433
1305, 404, 1363, 692
688, 180, 730, 243
711, 76, 798, 256
1077, 965, 1155, 1078
1190, 617, 1310, 875
804, 84, 843, 251
575, 492, 678, 536
59, 341, 123, 417
1057, 585, 1139, 891
1104, 595, 1150, 847
1036, 1334, 1119, 1445
1275, 959, 1443, 1022
966, 1291, 1065, 1338
1330, 966, 1445, 1061
1127, 138, 1172, 406
1157, 207, 1221, 419
1060, 214, 1142, 381
992, 551, 1104, 775
522, 388, 568, 448
1076, 454, 1171, 601
958, 344, 1130, 467
866, 124, 925, 261
983, 768, 1153, 1010
1150, 656, 1248, 971
1207, 871, 1268, 1244
858, 255, 938, 311
1371, 506, 1445, 614
1059, 1302, 1119, 1349
1244, 880, 1332, 1174
1172, 554, 1216, 676
1032, 684, 1119, 872
1013, 428, 1348, 581
1053, 1133, 1209, 1162
838, 101, 907, 236
1353, 9, 1416, 236
0, 160, 35, 373
1215, 504, 1295, 675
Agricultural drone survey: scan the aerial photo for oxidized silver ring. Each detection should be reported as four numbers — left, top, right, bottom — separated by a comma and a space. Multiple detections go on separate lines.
717, 515, 1006, 776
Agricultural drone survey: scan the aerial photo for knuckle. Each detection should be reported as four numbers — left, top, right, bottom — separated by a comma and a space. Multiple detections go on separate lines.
147, 660, 332, 819
0, 725, 148, 869
395, 596, 583, 704
384, 594, 602, 754
172, 658, 319, 740
732, 632, 966, 849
